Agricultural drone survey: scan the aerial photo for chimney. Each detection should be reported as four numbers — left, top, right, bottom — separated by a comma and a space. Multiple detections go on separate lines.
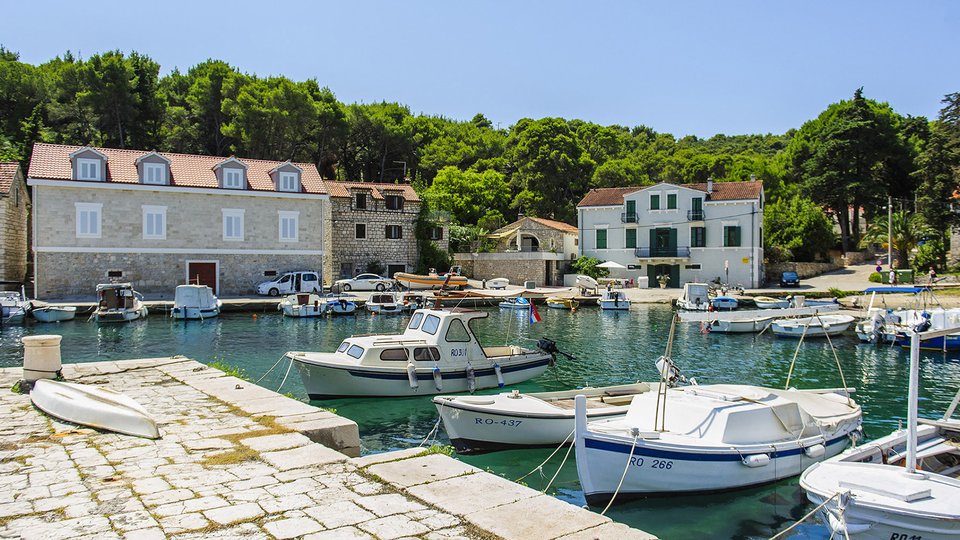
750, 174, 756, 182
707, 177, 713, 194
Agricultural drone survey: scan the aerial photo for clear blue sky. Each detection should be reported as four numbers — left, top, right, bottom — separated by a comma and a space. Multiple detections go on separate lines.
5, 1, 958, 138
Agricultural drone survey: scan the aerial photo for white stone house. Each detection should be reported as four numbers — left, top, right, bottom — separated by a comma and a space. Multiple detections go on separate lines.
27, 143, 330, 298
577, 180, 764, 288
0, 162, 28, 285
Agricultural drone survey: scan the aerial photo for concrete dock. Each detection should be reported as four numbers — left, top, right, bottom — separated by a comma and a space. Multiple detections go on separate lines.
0, 358, 655, 539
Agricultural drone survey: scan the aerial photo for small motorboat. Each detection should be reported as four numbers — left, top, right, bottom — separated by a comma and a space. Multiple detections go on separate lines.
712, 296, 739, 311
325, 296, 357, 315
499, 297, 532, 309
545, 297, 579, 310
366, 292, 403, 314
394, 271, 468, 290
0, 289, 28, 324
769, 314, 856, 338
706, 316, 775, 334
31, 305, 77, 323
400, 292, 427, 311
279, 293, 327, 318
30, 379, 160, 439
677, 283, 710, 311
94, 283, 148, 323
433, 382, 653, 454
171, 284, 221, 320
599, 290, 629, 311
486, 278, 509, 290
753, 296, 790, 309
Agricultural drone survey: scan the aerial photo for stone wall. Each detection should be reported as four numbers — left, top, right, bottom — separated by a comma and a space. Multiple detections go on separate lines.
493, 220, 572, 255
328, 196, 421, 279
765, 261, 840, 282
453, 253, 569, 287
36, 251, 325, 299
0, 167, 28, 283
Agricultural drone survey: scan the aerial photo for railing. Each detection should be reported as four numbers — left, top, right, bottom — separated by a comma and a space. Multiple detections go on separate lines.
634, 246, 691, 258
621, 212, 638, 223
687, 210, 705, 221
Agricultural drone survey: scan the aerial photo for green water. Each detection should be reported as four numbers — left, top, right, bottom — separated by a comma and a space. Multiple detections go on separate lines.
2, 305, 958, 539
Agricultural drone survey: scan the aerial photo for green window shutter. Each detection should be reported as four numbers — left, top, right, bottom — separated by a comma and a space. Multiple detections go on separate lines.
596, 229, 607, 249
724, 226, 742, 247
649, 229, 656, 252
626, 200, 636, 216
692, 197, 702, 212
692, 227, 705, 248
625, 229, 637, 249
650, 194, 660, 210
667, 193, 677, 210
668, 228, 677, 249
733, 226, 741, 247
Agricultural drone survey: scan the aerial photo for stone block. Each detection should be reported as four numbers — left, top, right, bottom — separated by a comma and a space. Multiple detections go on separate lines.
303, 526, 375, 540
358, 514, 431, 540
304, 500, 376, 529
203, 502, 265, 525
264, 517, 324, 539
261, 444, 346, 471
406, 471, 534, 517
276, 415, 360, 455
240, 433, 312, 452
464, 494, 609, 540
350, 447, 426, 468
354, 493, 427, 517
366, 454, 480, 488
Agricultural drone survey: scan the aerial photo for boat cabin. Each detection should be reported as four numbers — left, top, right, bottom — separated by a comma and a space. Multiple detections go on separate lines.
96, 283, 139, 310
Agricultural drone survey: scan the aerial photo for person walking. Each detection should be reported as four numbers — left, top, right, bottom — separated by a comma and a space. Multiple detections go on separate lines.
889, 269, 897, 285
929, 267, 937, 285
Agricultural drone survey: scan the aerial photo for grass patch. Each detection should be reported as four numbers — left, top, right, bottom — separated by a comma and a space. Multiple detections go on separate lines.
419, 444, 455, 457
208, 360, 251, 381
200, 447, 261, 466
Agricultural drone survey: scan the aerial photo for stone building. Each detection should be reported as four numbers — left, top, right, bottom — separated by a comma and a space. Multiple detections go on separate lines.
454, 217, 578, 287
0, 162, 28, 285
27, 144, 330, 298
325, 181, 446, 280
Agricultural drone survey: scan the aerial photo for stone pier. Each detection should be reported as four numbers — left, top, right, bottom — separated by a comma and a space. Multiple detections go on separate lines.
0, 358, 655, 539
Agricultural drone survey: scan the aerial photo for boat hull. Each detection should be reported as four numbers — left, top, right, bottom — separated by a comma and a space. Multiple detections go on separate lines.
770, 315, 855, 338
95, 306, 148, 323
394, 272, 468, 290
171, 306, 220, 320
31, 306, 77, 322
30, 379, 160, 439
367, 304, 402, 314
708, 317, 774, 333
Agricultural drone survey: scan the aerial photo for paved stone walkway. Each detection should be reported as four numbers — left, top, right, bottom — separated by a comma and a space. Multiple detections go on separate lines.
0, 359, 655, 540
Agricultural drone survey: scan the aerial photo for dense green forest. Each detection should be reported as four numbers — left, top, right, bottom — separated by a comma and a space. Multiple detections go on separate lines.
1, 48, 957, 267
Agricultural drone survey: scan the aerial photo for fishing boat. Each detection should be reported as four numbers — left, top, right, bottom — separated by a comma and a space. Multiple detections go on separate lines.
769, 314, 856, 338
433, 382, 653, 454
799, 326, 960, 539
712, 296, 739, 311
171, 284, 221, 320
499, 297, 532, 309
753, 296, 790, 309
93, 283, 148, 323
279, 293, 327, 318
30, 379, 160, 439
31, 305, 77, 323
599, 290, 630, 311
325, 296, 357, 315
677, 283, 710, 311
394, 271, 469, 290
546, 297, 579, 310
286, 307, 556, 398
0, 289, 28, 324
854, 287, 935, 343
366, 292, 403, 314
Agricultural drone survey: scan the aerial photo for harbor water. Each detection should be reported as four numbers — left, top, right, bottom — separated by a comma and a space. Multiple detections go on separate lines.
2, 304, 958, 539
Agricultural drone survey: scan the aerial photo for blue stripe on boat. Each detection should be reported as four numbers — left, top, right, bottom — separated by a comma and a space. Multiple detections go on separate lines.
583, 433, 849, 461
345, 358, 551, 381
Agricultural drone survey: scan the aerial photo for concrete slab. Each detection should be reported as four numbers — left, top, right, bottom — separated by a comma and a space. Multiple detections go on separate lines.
351, 447, 426, 468
465, 494, 609, 540
240, 433, 313, 452
555, 522, 658, 540
406, 471, 534, 516
261, 444, 347, 471
367, 454, 481, 488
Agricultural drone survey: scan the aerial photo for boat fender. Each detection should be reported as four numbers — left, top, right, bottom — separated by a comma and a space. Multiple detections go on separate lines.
803, 443, 825, 459
465, 364, 476, 394
494, 362, 504, 388
741, 453, 770, 467
432, 365, 443, 391
406, 362, 419, 389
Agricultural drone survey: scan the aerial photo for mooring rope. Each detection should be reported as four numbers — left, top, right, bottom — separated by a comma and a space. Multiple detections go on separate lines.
516, 428, 575, 483
769, 491, 840, 539
255, 354, 289, 385
600, 433, 640, 516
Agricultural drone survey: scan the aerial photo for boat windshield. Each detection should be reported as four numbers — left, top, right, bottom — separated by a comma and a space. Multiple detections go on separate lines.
408, 312, 424, 329
421, 315, 441, 335
347, 345, 364, 359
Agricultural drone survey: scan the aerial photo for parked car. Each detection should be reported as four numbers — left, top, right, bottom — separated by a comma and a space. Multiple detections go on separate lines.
334, 273, 394, 292
257, 271, 322, 296
780, 271, 800, 287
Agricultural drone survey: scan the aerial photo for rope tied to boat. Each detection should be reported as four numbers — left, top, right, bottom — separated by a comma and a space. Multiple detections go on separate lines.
600, 432, 640, 517
769, 491, 841, 540
515, 428, 575, 483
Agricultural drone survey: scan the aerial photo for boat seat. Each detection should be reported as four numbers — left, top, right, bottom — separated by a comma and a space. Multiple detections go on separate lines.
552, 398, 617, 410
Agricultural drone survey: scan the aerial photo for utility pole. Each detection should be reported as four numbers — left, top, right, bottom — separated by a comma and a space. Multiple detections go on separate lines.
888, 195, 893, 268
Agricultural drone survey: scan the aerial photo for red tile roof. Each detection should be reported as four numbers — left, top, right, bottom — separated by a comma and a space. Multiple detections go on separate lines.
325, 181, 420, 202
528, 217, 578, 234
0, 162, 20, 195
27, 143, 327, 194
577, 181, 763, 207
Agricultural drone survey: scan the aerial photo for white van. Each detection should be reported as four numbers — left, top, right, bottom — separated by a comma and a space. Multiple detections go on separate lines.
256, 271, 322, 296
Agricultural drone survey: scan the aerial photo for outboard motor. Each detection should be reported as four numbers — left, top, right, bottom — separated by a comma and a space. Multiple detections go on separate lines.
655, 355, 689, 387
537, 337, 576, 367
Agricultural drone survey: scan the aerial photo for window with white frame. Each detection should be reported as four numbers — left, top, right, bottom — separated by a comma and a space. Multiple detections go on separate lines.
223, 168, 244, 189
222, 209, 245, 241
142, 205, 167, 240
75, 202, 102, 238
279, 172, 299, 192
143, 163, 166, 185
278, 211, 299, 242
77, 158, 102, 181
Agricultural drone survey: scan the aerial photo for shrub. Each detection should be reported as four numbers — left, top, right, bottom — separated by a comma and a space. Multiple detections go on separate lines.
868, 272, 882, 283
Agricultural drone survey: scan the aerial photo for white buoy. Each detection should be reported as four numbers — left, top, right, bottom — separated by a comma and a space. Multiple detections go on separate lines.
406, 361, 419, 389
494, 362, 504, 388
432, 365, 443, 391
22, 335, 62, 382
465, 365, 476, 394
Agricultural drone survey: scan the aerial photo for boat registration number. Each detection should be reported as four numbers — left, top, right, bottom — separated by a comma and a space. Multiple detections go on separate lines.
451, 348, 467, 357
475, 418, 523, 427
629, 457, 673, 470
889, 535, 923, 540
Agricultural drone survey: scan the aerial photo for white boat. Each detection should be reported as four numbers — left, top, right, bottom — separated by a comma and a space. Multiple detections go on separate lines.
770, 314, 856, 338
754, 296, 790, 309
30, 379, 160, 439
599, 290, 630, 311
31, 305, 77, 323
486, 278, 509, 290
546, 297, 579, 310
706, 316, 775, 334
279, 293, 327, 318
712, 296, 739, 311
94, 283, 148, 323
499, 297, 531, 309
677, 282, 710, 311
366, 292, 403, 314
574, 383, 862, 503
0, 289, 28, 324
433, 382, 653, 454
576, 275, 600, 294
400, 292, 427, 311
286, 307, 555, 398
171, 284, 221, 320
325, 296, 357, 315
799, 327, 960, 539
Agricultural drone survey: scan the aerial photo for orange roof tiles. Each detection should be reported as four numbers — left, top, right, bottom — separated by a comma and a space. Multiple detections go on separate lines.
325, 181, 420, 202
0, 162, 20, 195
527, 217, 578, 233
577, 186, 643, 207
28, 143, 328, 195
577, 181, 763, 207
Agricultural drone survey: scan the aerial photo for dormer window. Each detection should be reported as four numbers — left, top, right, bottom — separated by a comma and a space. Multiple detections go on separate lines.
143, 163, 166, 185
223, 168, 244, 189
385, 194, 404, 211
279, 172, 299, 192
77, 158, 102, 181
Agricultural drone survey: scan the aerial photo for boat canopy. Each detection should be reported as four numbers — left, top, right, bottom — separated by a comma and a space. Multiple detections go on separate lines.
174, 285, 216, 307
863, 287, 928, 294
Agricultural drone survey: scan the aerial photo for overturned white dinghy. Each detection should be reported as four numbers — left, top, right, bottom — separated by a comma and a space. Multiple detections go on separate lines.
30, 379, 160, 439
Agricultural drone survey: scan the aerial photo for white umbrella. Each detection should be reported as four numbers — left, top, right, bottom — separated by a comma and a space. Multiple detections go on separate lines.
596, 261, 626, 269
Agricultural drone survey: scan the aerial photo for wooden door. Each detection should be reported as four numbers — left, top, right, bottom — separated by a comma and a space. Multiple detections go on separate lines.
187, 262, 218, 294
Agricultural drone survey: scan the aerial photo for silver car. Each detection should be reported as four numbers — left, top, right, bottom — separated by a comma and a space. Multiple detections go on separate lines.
334, 273, 394, 292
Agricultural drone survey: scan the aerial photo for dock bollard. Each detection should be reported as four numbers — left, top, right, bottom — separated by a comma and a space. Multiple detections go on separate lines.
22, 335, 63, 382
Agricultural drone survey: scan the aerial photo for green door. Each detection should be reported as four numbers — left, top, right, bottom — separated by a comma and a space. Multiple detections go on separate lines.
691, 197, 703, 220
626, 200, 636, 221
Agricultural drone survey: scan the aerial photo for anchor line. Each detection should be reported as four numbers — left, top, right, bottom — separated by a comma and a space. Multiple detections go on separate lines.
600, 433, 640, 517
769, 491, 840, 540
515, 428, 575, 483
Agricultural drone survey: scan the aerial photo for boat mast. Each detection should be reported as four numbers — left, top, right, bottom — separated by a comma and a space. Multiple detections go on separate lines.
906, 331, 920, 475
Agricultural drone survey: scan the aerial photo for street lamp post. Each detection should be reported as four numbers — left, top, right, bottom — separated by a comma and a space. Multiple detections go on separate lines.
393, 161, 407, 180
